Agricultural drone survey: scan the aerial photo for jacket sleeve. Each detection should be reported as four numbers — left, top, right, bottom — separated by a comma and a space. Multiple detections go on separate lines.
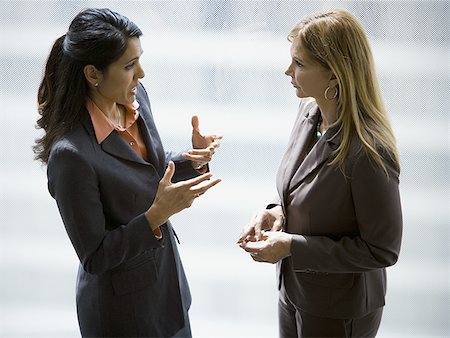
165, 150, 206, 183
48, 143, 162, 275
290, 153, 403, 273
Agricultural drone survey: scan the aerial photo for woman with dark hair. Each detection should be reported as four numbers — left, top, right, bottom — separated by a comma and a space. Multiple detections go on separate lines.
238, 9, 402, 337
34, 8, 221, 337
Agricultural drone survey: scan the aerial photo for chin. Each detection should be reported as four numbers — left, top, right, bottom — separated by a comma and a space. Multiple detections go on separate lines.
296, 91, 306, 99
124, 95, 136, 104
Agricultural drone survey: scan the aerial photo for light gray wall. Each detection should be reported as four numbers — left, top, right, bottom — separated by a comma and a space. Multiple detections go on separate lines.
1, 1, 448, 337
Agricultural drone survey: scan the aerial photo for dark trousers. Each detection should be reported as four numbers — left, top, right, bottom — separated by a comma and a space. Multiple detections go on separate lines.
278, 290, 383, 338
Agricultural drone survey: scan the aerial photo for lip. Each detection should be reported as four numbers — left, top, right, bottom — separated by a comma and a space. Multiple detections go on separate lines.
130, 87, 137, 94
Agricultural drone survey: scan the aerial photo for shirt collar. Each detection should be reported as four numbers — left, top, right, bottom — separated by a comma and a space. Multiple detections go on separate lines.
86, 99, 140, 144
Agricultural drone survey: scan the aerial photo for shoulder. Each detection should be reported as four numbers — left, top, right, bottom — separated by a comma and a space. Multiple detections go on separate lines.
48, 126, 94, 169
348, 138, 399, 182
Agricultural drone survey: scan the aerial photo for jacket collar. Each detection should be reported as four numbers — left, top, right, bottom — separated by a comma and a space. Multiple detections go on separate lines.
283, 104, 343, 195
80, 105, 154, 167
100, 129, 150, 165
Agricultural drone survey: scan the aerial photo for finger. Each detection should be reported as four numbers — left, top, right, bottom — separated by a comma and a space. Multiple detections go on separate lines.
182, 154, 210, 163
162, 161, 175, 184
191, 115, 200, 133
182, 148, 216, 158
250, 252, 267, 263
237, 229, 253, 243
208, 142, 220, 151
184, 149, 212, 156
240, 241, 265, 253
181, 153, 207, 162
191, 177, 221, 194
253, 213, 268, 241
211, 134, 223, 141
237, 225, 255, 243
179, 172, 213, 187
205, 137, 222, 146
272, 218, 283, 231
238, 214, 260, 242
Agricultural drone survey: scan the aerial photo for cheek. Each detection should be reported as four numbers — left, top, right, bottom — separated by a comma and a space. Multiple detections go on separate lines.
111, 71, 131, 86
294, 70, 305, 85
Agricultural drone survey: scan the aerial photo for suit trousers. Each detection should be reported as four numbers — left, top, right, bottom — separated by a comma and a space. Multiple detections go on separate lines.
278, 287, 383, 338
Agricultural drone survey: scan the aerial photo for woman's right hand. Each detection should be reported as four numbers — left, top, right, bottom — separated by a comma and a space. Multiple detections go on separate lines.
237, 205, 285, 244
145, 161, 221, 230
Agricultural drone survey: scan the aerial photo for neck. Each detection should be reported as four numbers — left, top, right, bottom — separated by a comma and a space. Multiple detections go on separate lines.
89, 96, 115, 118
89, 94, 122, 120
316, 99, 338, 130
89, 95, 124, 128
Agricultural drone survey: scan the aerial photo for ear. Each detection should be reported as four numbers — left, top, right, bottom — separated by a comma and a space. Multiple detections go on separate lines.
328, 72, 338, 88
83, 65, 102, 87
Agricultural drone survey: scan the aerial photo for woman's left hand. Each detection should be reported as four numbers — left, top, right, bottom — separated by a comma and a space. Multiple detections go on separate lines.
182, 115, 223, 170
239, 231, 293, 264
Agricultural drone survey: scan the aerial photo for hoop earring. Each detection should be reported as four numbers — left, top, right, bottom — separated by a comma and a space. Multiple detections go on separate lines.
324, 86, 338, 100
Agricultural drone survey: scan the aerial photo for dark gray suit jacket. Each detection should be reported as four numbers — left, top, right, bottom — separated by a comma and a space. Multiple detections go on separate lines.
276, 98, 402, 319
47, 84, 199, 337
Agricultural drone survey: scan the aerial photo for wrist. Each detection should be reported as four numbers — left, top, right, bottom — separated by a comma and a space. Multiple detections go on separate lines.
195, 163, 208, 173
145, 204, 166, 230
284, 233, 293, 258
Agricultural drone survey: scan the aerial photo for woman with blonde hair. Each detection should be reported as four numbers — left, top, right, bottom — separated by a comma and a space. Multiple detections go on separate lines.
238, 9, 402, 337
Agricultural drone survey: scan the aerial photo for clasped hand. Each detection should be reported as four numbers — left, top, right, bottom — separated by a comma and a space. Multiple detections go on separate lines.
182, 115, 222, 170
237, 206, 292, 264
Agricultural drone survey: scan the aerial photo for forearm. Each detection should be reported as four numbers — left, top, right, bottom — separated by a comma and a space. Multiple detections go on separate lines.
290, 233, 400, 273
79, 214, 162, 274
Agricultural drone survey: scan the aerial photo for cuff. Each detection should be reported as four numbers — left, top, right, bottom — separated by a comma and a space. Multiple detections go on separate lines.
132, 213, 163, 249
153, 226, 163, 240
290, 234, 310, 272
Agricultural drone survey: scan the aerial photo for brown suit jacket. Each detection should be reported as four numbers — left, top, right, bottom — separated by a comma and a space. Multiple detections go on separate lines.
275, 98, 402, 319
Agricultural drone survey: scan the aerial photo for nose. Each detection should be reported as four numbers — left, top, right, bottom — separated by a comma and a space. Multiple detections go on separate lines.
285, 61, 293, 77
136, 61, 145, 79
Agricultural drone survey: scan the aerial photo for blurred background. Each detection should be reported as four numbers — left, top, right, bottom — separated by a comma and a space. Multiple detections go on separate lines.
0, 0, 448, 337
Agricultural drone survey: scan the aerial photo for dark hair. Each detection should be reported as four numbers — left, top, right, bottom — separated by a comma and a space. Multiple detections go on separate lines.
33, 8, 142, 163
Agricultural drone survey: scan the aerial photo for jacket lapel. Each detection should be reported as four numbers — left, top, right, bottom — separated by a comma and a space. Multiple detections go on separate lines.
280, 105, 320, 195
80, 107, 151, 166
137, 112, 165, 176
101, 131, 150, 165
287, 125, 342, 195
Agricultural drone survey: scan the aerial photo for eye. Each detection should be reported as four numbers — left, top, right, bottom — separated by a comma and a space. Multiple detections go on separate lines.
295, 59, 304, 67
125, 62, 135, 70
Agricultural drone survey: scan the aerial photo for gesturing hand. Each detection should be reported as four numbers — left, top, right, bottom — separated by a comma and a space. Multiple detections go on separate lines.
182, 115, 223, 169
239, 231, 293, 264
237, 205, 285, 244
145, 161, 221, 229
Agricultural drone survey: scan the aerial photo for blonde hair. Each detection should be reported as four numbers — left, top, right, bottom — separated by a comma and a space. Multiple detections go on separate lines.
288, 9, 400, 175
